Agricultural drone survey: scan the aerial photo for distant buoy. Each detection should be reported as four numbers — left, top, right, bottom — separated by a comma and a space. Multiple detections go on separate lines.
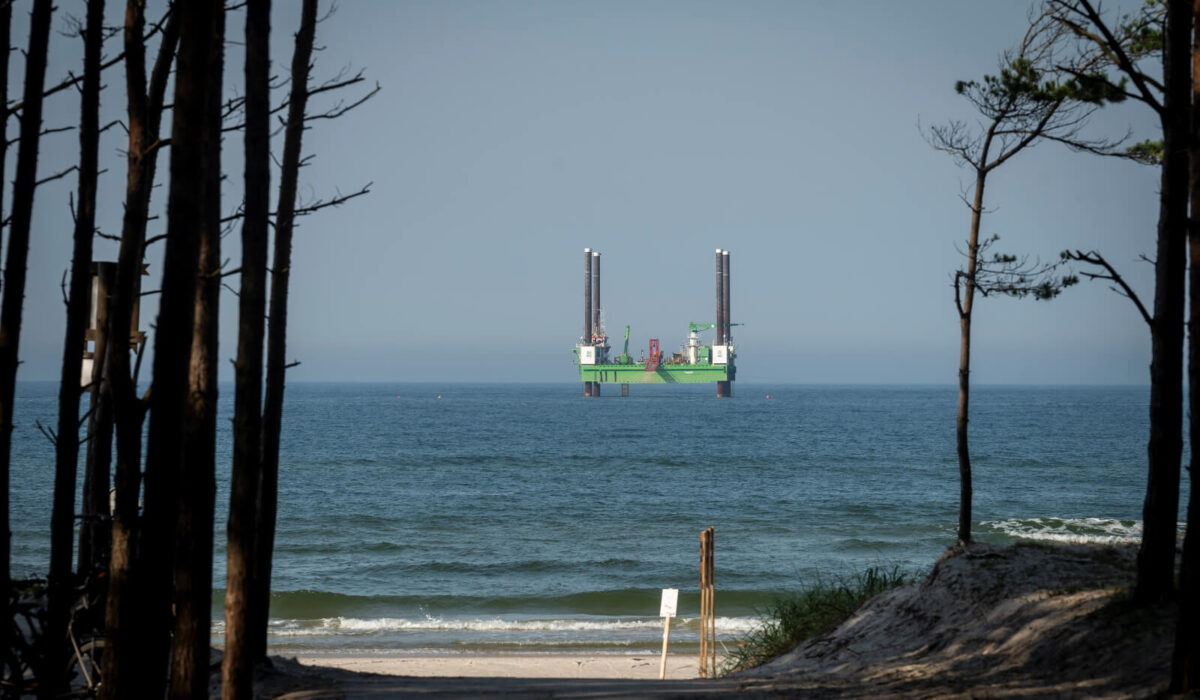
436, 394, 442, 399
765, 394, 771, 399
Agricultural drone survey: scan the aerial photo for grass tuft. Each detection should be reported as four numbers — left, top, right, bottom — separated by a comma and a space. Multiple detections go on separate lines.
720, 565, 909, 675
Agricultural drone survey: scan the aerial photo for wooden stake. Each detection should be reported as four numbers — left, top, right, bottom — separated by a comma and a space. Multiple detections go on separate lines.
659, 616, 671, 680
708, 527, 716, 676
699, 530, 708, 677
698, 527, 715, 678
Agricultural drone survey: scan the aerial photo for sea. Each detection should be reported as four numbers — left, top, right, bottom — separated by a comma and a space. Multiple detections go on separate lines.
8, 382, 1170, 657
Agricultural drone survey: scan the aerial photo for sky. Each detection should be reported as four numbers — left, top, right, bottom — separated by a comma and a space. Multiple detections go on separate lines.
17, 0, 1161, 384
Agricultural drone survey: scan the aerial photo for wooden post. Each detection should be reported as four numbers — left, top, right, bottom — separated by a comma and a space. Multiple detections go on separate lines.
659, 616, 671, 679
708, 528, 716, 676
699, 530, 707, 678
698, 527, 715, 678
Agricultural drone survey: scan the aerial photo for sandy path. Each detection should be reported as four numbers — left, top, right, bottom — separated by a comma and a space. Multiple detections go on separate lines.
294, 653, 703, 680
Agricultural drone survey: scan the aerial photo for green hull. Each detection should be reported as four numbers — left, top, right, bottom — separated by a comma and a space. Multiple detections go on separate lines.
580, 364, 734, 384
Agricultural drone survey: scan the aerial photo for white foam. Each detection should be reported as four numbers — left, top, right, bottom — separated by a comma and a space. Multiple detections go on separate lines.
982, 517, 1145, 545
249, 615, 760, 638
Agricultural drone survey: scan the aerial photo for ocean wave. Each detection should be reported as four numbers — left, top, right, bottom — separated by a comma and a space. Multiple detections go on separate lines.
237, 587, 781, 619
212, 615, 760, 638
979, 517, 1144, 544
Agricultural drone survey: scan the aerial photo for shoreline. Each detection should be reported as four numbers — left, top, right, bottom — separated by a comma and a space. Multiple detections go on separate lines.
293, 652, 707, 679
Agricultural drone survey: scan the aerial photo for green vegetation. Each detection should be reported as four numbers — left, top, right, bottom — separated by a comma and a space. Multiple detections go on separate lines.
721, 566, 910, 675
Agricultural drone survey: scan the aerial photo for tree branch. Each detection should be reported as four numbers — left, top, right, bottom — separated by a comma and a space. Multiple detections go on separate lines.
36, 165, 79, 187
1061, 249, 1152, 326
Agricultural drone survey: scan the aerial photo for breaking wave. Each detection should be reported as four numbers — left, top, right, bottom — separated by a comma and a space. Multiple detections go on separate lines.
980, 517, 1143, 545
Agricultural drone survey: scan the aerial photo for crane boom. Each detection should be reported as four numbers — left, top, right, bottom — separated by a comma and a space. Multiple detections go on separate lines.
689, 321, 743, 334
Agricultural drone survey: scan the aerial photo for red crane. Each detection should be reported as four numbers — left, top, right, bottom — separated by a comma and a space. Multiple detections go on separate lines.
645, 338, 661, 372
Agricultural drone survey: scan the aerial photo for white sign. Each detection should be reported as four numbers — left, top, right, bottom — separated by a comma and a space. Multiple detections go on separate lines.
659, 588, 678, 618
712, 345, 728, 365
579, 345, 597, 365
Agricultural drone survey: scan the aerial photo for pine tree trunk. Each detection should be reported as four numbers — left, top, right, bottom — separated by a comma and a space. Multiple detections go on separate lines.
100, 5, 179, 697
1169, 1, 1200, 688
170, 5, 223, 697
0, 3, 54, 695
0, 0, 11, 681
49, 9, 105, 689
955, 170, 986, 547
1137, 0, 1189, 605
223, 0, 271, 694
135, 0, 220, 693
249, 0, 318, 661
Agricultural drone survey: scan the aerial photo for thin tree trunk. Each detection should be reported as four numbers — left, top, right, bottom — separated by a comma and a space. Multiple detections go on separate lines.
250, 0, 318, 661
170, 3, 223, 697
0, 0, 11, 674
50, 15, 105, 693
0, 4, 54, 696
1170, 1, 1200, 688
101, 5, 179, 697
136, 0, 220, 693
1137, 0, 1190, 605
955, 170, 985, 547
223, 0, 270, 693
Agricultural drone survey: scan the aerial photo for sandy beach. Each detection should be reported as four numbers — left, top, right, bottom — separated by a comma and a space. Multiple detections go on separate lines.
294, 653, 704, 680
233, 542, 1175, 699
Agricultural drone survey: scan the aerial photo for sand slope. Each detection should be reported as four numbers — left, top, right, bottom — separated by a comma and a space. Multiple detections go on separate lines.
740, 541, 1173, 697
235, 542, 1177, 698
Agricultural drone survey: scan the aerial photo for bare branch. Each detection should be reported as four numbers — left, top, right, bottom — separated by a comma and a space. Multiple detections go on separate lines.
9, 123, 74, 148
36, 420, 57, 446
293, 182, 372, 216
10, 6, 175, 115
307, 69, 365, 98
1062, 249, 1152, 326
220, 183, 372, 224
303, 81, 380, 122
954, 271, 966, 318
36, 165, 79, 187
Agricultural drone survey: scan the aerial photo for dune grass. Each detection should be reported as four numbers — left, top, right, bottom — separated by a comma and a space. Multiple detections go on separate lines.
721, 566, 910, 675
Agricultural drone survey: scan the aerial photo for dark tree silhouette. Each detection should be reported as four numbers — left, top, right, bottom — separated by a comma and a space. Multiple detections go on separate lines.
1172, 1, 1200, 690
223, 0, 272, 696
927, 10, 1114, 545
0, 3, 54, 696
45, 0, 105, 694
101, 3, 179, 697
1049, 0, 1188, 605
134, 0, 223, 696
170, 3, 224, 697
0, 0, 14, 688
250, 0, 320, 662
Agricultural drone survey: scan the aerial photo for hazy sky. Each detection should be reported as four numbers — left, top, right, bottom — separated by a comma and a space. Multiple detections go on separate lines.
21, 1, 1159, 384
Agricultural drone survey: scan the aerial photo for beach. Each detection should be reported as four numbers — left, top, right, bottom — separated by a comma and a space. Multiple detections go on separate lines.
294, 653, 703, 679
232, 541, 1175, 698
